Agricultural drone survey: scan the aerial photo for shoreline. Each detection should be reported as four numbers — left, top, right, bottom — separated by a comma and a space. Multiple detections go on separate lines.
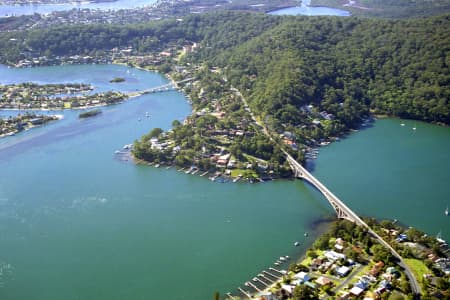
0, 113, 62, 138
227, 217, 448, 299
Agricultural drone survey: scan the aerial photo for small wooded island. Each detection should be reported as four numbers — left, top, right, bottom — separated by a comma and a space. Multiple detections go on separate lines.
109, 77, 125, 83
79, 109, 102, 118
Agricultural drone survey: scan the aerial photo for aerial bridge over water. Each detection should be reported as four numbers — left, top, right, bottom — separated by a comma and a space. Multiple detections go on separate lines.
283, 144, 421, 295
127, 77, 193, 97
231, 85, 421, 296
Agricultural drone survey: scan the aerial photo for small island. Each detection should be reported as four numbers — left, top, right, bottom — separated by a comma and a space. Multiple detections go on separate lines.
109, 77, 125, 83
79, 109, 102, 118
0, 113, 61, 138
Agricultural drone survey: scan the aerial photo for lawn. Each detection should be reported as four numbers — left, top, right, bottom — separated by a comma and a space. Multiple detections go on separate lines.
404, 258, 431, 282
230, 168, 257, 178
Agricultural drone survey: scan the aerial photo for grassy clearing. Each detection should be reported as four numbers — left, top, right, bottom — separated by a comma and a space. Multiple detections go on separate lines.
230, 169, 257, 178
404, 258, 431, 281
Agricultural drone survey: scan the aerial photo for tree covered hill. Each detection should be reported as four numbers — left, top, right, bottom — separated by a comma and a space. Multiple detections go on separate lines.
0, 12, 448, 127
197, 14, 450, 128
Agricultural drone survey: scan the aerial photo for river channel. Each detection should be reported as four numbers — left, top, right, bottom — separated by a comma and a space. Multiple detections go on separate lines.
0, 64, 448, 299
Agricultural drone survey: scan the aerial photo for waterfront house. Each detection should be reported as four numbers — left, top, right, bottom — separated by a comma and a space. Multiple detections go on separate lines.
334, 243, 344, 252
281, 284, 294, 295
324, 250, 346, 261
29, 118, 44, 125
293, 271, 310, 282
395, 233, 408, 242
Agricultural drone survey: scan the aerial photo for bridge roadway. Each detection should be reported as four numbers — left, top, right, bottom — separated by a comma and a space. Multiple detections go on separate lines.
230, 84, 421, 296
127, 77, 193, 97
285, 152, 421, 296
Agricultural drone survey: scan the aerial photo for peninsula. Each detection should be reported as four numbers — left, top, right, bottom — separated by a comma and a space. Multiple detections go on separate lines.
225, 219, 450, 299
0, 113, 61, 137
1, 13, 448, 180
0, 83, 127, 109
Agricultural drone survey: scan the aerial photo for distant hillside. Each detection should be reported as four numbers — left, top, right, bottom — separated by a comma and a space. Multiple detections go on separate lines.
310, 0, 450, 18
0, 12, 448, 130
191, 13, 449, 129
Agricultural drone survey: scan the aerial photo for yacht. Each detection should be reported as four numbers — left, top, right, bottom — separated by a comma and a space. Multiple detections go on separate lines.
445, 206, 449, 216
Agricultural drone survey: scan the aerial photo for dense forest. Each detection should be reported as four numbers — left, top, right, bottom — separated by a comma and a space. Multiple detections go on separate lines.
195, 13, 450, 129
0, 12, 448, 128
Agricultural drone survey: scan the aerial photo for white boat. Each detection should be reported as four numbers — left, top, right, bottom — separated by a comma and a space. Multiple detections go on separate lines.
400, 123, 405, 126
445, 206, 449, 216
294, 241, 300, 246
436, 231, 446, 244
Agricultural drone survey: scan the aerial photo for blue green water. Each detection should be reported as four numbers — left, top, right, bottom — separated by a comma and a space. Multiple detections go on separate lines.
0, 64, 448, 299
269, 0, 350, 16
0, 0, 156, 17
312, 119, 450, 240
0, 64, 327, 300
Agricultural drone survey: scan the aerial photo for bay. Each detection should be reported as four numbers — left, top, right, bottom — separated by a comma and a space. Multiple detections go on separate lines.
0, 0, 156, 17
0, 64, 325, 300
0, 64, 448, 299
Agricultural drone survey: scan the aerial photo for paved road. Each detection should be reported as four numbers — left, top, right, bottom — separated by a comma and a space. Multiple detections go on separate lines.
231, 83, 422, 298
332, 264, 365, 293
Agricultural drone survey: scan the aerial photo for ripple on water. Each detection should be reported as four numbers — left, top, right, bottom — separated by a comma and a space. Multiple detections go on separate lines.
70, 196, 109, 210
0, 261, 14, 288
